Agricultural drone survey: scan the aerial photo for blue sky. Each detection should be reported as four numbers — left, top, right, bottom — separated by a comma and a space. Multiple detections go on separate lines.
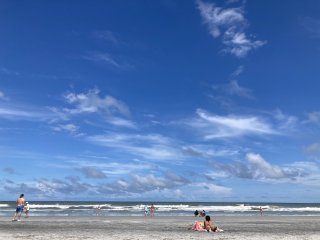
1, 0, 320, 202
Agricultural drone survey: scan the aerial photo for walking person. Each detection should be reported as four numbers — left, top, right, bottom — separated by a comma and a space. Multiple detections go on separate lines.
12, 194, 25, 221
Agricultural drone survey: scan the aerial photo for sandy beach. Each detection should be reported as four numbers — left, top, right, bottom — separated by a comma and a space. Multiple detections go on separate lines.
1, 215, 320, 240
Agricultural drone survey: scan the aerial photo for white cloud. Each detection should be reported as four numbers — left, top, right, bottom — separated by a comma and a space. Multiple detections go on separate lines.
83, 52, 121, 68
97, 172, 189, 195
231, 65, 244, 77
107, 116, 137, 129
63, 88, 135, 128
212, 80, 253, 99
211, 152, 305, 181
78, 166, 107, 179
86, 133, 182, 161
64, 88, 129, 116
226, 80, 253, 98
305, 143, 320, 160
300, 16, 320, 39
194, 109, 277, 139
306, 111, 320, 125
196, 0, 266, 57
272, 109, 298, 131
0, 91, 9, 101
52, 123, 79, 134
246, 153, 291, 179
190, 182, 233, 196
92, 30, 120, 45
0, 105, 56, 121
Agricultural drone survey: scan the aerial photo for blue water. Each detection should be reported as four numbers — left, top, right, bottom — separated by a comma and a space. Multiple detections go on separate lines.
1, 201, 320, 217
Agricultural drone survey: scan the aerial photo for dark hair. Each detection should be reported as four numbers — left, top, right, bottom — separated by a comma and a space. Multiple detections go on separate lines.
205, 215, 211, 221
20, 194, 24, 198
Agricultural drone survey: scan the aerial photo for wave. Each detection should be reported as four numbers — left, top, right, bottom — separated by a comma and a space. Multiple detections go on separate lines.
1, 202, 320, 216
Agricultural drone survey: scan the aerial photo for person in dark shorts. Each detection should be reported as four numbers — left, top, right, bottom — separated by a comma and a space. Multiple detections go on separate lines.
12, 194, 25, 221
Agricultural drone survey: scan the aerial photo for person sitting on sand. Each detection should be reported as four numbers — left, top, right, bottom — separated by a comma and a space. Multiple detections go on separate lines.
204, 215, 217, 232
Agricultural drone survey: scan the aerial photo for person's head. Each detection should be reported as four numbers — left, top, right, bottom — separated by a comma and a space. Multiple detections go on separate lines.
20, 194, 24, 198
205, 215, 211, 221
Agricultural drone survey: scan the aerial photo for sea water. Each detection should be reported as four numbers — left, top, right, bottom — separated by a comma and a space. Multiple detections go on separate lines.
1, 201, 320, 217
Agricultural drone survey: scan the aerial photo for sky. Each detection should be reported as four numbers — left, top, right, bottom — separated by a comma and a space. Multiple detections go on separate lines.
1, 0, 320, 202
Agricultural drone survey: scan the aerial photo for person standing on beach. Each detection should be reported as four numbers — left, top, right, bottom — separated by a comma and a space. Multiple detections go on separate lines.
144, 205, 149, 217
12, 194, 25, 221
150, 204, 155, 217
24, 201, 30, 218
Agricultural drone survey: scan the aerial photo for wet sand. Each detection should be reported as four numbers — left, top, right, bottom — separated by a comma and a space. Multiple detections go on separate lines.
1, 215, 320, 240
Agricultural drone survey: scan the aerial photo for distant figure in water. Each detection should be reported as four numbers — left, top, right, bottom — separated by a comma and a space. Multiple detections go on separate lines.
259, 206, 263, 216
150, 204, 155, 217
95, 205, 102, 216
24, 202, 30, 218
200, 210, 206, 217
144, 205, 149, 217
194, 209, 199, 217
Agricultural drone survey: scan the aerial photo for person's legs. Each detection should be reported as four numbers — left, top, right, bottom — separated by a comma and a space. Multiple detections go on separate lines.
12, 207, 19, 221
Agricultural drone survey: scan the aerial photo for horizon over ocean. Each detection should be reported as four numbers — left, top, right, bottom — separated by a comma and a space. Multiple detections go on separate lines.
1, 201, 320, 217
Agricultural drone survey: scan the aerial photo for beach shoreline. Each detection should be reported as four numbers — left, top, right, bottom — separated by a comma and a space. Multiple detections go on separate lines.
1, 215, 320, 240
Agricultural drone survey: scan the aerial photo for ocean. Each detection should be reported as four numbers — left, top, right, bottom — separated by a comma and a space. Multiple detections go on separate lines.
1, 201, 320, 217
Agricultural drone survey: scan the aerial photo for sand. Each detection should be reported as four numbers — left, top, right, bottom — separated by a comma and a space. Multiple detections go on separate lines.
1, 215, 320, 240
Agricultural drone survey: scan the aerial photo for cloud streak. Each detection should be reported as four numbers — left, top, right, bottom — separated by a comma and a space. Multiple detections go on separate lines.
192, 109, 277, 139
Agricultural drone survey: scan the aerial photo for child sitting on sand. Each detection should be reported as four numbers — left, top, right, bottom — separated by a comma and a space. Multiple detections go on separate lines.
204, 215, 217, 232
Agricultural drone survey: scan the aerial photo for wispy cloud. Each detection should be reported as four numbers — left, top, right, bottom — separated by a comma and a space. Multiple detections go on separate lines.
0, 104, 56, 121
213, 80, 253, 99
78, 166, 107, 179
305, 143, 320, 160
82, 52, 133, 69
211, 153, 304, 181
86, 133, 183, 161
97, 172, 189, 195
0, 66, 20, 76
191, 109, 277, 139
83, 52, 121, 67
3, 167, 15, 174
228, 80, 252, 98
300, 16, 320, 39
64, 88, 129, 116
196, 0, 266, 57
0, 91, 9, 101
306, 111, 320, 125
231, 65, 244, 77
62, 88, 135, 128
92, 30, 122, 45
52, 123, 79, 135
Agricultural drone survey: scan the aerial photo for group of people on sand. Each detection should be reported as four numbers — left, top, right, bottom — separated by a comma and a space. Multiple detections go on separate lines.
12, 194, 30, 221
192, 214, 223, 233
192, 209, 223, 233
